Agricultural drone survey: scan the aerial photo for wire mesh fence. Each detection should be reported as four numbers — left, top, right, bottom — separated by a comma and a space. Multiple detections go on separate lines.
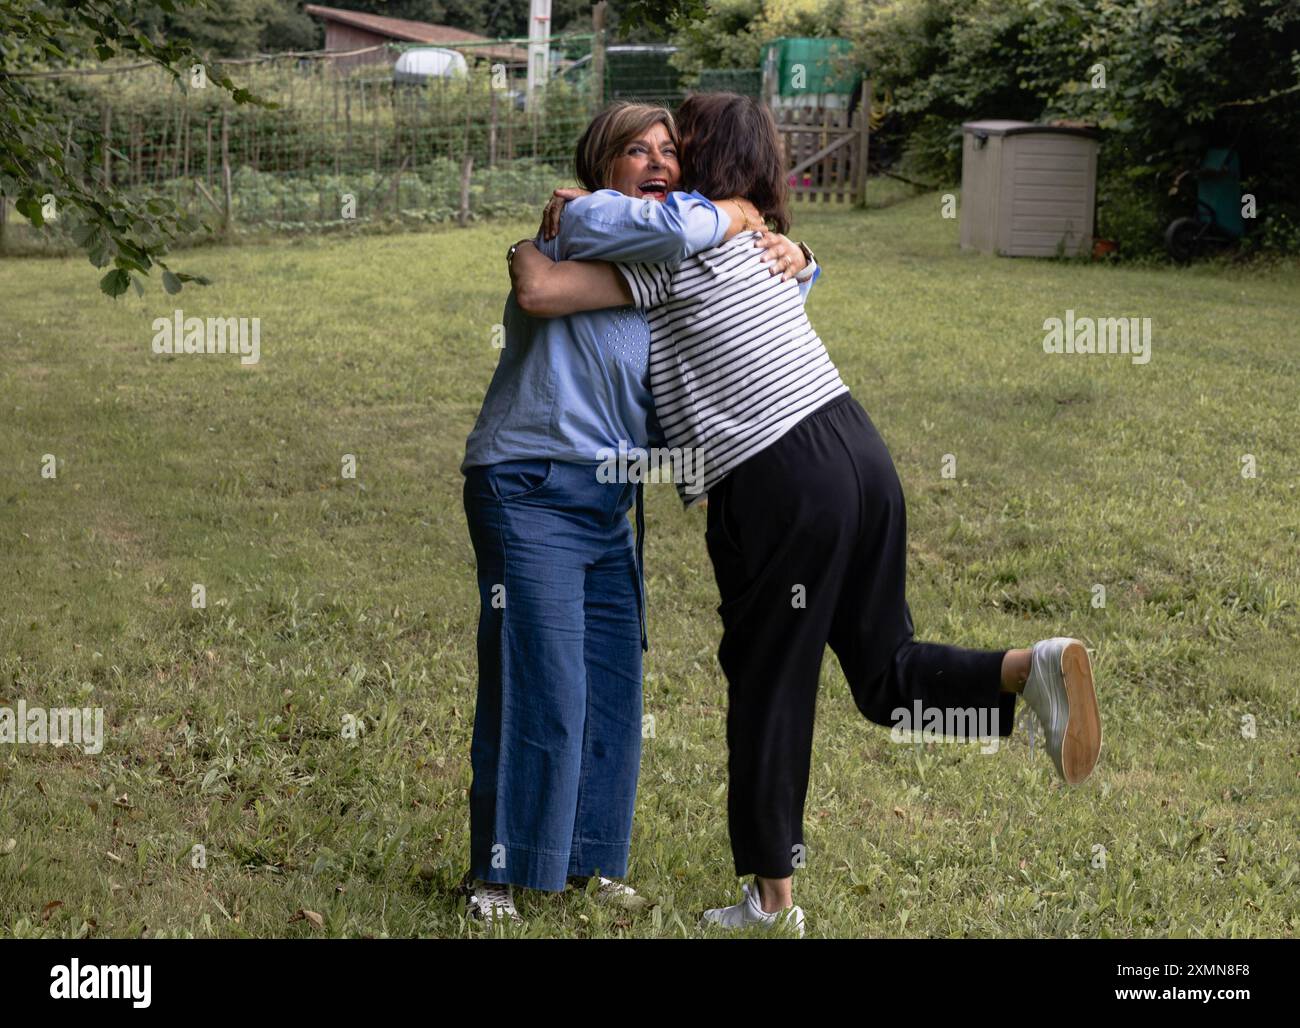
695, 68, 761, 98
0, 34, 844, 254
2, 35, 613, 249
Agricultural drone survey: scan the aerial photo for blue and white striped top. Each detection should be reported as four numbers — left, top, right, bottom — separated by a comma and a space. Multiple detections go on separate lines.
618, 231, 847, 506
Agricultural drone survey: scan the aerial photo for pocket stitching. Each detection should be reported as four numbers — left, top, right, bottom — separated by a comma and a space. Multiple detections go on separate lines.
490, 460, 556, 502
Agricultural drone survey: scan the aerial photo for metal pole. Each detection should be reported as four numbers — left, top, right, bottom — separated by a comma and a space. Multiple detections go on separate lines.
591, 2, 607, 114
526, 0, 552, 114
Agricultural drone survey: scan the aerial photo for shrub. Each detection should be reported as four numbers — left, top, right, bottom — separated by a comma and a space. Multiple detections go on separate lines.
847, 0, 1300, 256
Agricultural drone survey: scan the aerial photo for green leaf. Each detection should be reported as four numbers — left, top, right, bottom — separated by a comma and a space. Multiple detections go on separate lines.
162, 271, 182, 294
15, 196, 42, 227
99, 269, 130, 298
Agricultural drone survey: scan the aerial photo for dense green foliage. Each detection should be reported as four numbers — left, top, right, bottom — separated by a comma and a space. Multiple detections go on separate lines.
1, 0, 269, 295
662, 0, 1300, 256
847, 0, 1300, 256
130, 0, 319, 57
670, 0, 850, 77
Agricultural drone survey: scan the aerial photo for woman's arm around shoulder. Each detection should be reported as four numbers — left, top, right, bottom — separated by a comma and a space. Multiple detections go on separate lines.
510, 241, 633, 318
550, 188, 746, 264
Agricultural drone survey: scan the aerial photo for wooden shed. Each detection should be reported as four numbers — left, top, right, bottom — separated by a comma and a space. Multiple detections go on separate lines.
959, 120, 1100, 257
304, 4, 528, 72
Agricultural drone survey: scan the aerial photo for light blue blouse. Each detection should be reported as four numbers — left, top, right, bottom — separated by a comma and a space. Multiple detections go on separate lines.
461, 189, 728, 471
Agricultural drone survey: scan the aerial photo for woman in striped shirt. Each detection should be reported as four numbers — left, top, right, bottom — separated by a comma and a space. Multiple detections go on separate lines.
510, 93, 1102, 935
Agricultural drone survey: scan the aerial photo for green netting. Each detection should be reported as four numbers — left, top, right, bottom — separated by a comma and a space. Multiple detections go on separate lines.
762, 37, 859, 97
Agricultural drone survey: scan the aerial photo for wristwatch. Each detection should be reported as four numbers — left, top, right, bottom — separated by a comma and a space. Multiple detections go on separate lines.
507, 238, 532, 267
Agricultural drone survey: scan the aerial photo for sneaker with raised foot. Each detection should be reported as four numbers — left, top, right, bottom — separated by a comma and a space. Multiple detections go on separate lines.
1021, 637, 1102, 784
466, 879, 522, 925
700, 882, 806, 937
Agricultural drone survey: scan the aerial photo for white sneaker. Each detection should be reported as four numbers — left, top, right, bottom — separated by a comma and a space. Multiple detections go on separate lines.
569, 876, 641, 907
1020, 637, 1102, 784
466, 879, 522, 925
700, 882, 806, 937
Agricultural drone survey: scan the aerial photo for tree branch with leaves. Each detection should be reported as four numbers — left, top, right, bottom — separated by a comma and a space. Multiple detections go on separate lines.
0, 0, 271, 296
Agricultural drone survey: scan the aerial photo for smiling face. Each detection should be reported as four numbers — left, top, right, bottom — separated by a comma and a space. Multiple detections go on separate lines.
606, 121, 681, 202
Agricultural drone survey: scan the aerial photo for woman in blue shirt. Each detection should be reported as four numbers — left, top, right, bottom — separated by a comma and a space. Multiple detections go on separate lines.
460, 101, 810, 923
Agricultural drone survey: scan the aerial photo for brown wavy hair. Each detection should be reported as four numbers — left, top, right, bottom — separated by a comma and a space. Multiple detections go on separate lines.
574, 101, 679, 192
676, 92, 790, 234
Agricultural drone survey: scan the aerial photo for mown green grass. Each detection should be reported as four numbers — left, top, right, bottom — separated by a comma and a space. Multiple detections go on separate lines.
1, 185, 1298, 938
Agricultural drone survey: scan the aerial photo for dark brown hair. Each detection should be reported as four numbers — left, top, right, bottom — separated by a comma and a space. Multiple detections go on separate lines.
675, 92, 790, 234
574, 101, 678, 192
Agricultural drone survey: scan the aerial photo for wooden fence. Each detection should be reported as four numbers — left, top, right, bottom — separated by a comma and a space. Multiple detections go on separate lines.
773, 82, 871, 205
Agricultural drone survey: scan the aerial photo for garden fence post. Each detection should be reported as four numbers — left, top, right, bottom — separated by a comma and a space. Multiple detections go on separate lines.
459, 154, 473, 227
855, 79, 871, 207
220, 110, 233, 234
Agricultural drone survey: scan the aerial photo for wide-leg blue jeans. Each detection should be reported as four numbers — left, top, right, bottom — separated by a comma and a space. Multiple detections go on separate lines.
463, 459, 644, 891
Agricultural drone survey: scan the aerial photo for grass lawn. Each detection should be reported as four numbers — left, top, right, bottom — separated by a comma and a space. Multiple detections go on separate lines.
1, 185, 1298, 938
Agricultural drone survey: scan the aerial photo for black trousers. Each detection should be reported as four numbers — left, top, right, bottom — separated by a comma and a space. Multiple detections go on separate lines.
704, 393, 1018, 879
